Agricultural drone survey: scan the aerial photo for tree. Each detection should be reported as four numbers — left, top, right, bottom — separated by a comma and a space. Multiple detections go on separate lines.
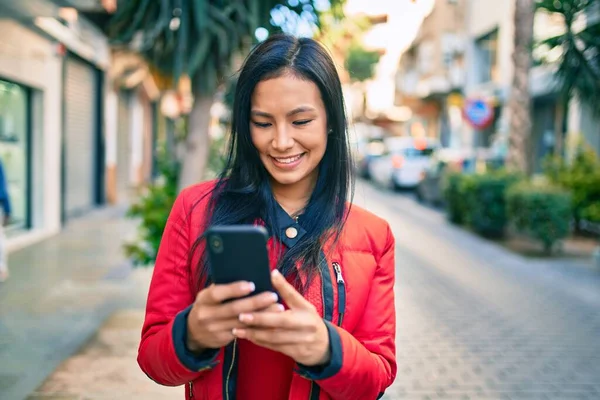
345, 44, 381, 82
345, 44, 381, 118
109, 0, 343, 191
535, 0, 600, 154
506, 0, 536, 173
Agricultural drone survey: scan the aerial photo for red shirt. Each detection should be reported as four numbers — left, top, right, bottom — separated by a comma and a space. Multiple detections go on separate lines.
237, 259, 299, 399
236, 339, 296, 399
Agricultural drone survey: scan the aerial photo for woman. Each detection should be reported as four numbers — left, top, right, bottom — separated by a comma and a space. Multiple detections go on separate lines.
138, 34, 397, 400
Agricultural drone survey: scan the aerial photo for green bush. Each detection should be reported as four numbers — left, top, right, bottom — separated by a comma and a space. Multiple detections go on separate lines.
581, 202, 600, 223
507, 182, 572, 253
544, 143, 600, 228
462, 171, 522, 238
124, 131, 228, 266
124, 149, 180, 266
443, 172, 469, 224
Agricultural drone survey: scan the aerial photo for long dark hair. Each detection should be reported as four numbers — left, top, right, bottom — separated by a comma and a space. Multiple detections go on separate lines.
192, 33, 354, 290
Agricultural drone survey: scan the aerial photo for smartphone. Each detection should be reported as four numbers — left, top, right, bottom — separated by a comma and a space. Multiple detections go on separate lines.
205, 225, 274, 298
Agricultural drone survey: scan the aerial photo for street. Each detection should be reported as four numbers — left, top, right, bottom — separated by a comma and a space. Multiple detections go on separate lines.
4, 180, 600, 400
354, 181, 600, 400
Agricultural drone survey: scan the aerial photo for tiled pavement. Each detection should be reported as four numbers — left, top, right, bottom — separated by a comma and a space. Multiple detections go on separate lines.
353, 183, 600, 400
2, 181, 600, 400
0, 206, 147, 400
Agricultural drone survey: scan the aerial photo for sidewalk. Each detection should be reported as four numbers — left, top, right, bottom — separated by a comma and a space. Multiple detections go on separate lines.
0, 206, 178, 400
27, 309, 182, 400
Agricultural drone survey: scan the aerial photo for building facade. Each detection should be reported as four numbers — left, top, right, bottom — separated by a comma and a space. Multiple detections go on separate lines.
394, 0, 600, 170
0, 0, 156, 253
395, 0, 467, 146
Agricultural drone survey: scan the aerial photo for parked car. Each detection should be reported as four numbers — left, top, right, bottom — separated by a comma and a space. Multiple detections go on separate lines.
416, 147, 506, 205
356, 139, 385, 179
368, 136, 440, 190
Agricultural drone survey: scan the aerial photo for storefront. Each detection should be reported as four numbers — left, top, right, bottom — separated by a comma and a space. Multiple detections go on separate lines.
0, 78, 31, 232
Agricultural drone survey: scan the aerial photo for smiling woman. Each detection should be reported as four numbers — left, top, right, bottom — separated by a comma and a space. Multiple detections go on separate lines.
250, 75, 328, 190
138, 34, 397, 400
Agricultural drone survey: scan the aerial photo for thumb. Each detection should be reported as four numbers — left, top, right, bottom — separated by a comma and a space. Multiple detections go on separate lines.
271, 269, 310, 310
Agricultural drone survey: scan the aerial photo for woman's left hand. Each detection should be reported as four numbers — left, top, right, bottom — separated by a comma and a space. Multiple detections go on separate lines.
233, 269, 330, 367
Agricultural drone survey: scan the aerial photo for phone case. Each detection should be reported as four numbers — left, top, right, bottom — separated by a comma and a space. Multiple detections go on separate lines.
205, 225, 273, 296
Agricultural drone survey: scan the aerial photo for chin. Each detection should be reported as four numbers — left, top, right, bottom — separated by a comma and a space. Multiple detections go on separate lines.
270, 173, 305, 186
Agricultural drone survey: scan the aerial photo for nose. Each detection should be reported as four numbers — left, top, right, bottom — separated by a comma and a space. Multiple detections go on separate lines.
272, 125, 294, 152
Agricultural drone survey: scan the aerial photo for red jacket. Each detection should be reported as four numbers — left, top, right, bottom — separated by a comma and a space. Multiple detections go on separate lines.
138, 181, 397, 399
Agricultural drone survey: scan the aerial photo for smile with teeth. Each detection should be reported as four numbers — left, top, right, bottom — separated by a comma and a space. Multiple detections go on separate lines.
272, 154, 304, 164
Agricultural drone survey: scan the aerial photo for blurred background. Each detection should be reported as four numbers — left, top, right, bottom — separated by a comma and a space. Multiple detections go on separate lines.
0, 0, 599, 399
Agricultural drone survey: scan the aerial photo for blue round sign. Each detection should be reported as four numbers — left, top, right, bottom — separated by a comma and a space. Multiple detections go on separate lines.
463, 98, 494, 129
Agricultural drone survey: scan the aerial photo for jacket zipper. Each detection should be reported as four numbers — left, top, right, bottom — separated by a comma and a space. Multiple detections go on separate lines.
333, 262, 346, 326
308, 256, 329, 400
188, 381, 194, 399
225, 338, 237, 400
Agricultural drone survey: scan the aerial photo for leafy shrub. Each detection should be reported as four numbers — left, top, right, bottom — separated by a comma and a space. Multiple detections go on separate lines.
443, 172, 469, 224
544, 143, 600, 229
581, 202, 600, 223
507, 182, 572, 253
462, 170, 522, 238
124, 150, 180, 266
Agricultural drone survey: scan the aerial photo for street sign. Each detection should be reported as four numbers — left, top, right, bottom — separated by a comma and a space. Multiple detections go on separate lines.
463, 98, 494, 129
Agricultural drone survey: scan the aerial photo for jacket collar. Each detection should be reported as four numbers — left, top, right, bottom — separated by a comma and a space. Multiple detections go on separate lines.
274, 202, 306, 248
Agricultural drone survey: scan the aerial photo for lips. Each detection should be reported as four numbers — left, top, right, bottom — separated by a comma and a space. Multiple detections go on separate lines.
271, 153, 305, 164
269, 153, 306, 170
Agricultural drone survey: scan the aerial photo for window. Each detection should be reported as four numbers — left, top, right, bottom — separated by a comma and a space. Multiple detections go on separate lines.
0, 78, 31, 230
475, 29, 499, 83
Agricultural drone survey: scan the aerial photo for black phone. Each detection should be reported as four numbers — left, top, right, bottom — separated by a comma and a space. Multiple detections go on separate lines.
205, 225, 274, 297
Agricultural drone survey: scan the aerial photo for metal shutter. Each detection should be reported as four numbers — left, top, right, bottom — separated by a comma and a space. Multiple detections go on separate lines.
64, 57, 97, 218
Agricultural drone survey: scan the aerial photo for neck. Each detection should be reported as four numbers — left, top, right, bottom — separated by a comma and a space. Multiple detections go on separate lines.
271, 173, 317, 216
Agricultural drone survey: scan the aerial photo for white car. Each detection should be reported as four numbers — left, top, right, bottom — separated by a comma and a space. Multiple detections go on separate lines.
368, 136, 440, 190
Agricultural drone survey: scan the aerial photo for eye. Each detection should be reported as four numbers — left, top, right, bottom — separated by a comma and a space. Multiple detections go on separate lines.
252, 121, 272, 128
293, 119, 313, 126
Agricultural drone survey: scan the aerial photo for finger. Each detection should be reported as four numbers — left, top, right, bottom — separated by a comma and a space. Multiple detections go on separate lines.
203, 318, 247, 333
238, 311, 302, 329
198, 281, 256, 304
271, 270, 311, 310
260, 303, 286, 313
233, 328, 306, 345
216, 291, 279, 318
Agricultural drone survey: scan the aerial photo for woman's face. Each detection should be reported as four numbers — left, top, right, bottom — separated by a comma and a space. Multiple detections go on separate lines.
250, 73, 328, 190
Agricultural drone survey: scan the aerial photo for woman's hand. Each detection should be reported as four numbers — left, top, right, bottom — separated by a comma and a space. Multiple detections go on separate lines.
187, 281, 283, 353
233, 270, 330, 367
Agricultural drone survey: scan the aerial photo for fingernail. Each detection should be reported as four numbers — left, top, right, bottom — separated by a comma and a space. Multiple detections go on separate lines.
272, 269, 281, 277
233, 328, 246, 338
245, 282, 255, 292
239, 313, 252, 322
277, 304, 285, 312
270, 292, 279, 302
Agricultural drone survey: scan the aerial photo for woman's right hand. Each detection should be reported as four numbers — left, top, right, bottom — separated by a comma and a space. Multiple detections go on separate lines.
186, 281, 281, 353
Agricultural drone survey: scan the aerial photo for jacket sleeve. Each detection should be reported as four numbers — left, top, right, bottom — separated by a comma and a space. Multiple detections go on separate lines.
137, 188, 219, 386
298, 224, 397, 399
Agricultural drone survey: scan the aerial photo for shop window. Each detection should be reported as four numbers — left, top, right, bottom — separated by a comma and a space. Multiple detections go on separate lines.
0, 78, 31, 230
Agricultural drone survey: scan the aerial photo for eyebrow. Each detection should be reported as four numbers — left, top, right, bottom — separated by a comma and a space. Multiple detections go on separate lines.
250, 106, 316, 118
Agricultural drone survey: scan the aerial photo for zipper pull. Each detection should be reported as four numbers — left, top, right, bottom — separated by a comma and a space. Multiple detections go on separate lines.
188, 381, 194, 399
333, 262, 344, 284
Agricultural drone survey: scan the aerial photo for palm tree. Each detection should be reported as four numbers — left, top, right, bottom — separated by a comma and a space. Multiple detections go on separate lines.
109, 0, 343, 191
535, 0, 600, 154
506, 0, 536, 173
